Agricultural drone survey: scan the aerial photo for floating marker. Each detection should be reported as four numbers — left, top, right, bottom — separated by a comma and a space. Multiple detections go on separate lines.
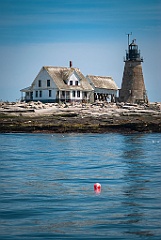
94, 183, 101, 193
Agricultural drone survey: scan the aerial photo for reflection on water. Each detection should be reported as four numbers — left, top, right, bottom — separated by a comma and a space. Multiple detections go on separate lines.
121, 134, 159, 238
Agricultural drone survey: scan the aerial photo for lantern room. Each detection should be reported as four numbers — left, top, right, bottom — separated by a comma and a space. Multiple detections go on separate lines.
125, 39, 143, 62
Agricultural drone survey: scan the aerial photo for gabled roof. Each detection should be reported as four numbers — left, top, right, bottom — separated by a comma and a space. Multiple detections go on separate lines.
44, 66, 93, 91
87, 75, 118, 90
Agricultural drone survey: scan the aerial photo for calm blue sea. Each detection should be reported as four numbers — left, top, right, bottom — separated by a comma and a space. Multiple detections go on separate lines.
0, 133, 161, 240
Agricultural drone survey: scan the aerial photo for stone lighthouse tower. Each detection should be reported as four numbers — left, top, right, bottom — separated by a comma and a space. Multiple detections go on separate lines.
119, 38, 148, 103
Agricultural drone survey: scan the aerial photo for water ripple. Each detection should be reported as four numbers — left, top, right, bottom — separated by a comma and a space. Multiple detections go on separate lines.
0, 133, 161, 239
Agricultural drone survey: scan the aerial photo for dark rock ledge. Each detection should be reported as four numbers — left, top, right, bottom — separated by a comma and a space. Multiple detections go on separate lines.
0, 101, 161, 133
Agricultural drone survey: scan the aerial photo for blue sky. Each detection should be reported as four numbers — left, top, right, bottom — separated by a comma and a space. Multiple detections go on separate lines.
0, 0, 161, 102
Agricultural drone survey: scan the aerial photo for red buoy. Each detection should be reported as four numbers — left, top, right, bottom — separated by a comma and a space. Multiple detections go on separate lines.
94, 183, 101, 193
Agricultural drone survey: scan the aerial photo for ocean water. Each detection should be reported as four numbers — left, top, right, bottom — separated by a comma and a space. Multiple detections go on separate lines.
0, 133, 161, 240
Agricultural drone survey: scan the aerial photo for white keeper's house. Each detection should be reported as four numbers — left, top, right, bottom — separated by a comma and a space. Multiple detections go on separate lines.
20, 63, 118, 103
20, 65, 94, 103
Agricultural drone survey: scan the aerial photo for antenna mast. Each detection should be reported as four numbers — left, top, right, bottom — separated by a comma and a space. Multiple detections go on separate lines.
126, 32, 132, 51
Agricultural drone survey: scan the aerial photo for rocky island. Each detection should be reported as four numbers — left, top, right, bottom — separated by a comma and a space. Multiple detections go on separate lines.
0, 101, 161, 133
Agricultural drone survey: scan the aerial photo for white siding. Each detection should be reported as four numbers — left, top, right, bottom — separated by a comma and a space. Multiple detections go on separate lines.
32, 68, 58, 101
69, 90, 82, 100
34, 89, 57, 100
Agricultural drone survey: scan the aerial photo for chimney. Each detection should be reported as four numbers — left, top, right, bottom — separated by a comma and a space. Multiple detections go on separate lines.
69, 61, 72, 68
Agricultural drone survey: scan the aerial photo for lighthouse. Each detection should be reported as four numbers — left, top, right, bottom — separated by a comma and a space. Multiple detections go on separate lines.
119, 37, 148, 104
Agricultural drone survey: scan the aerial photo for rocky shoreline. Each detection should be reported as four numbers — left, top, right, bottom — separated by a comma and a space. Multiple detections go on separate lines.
0, 101, 161, 133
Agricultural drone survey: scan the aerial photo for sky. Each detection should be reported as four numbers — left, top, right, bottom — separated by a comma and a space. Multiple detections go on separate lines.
0, 0, 161, 102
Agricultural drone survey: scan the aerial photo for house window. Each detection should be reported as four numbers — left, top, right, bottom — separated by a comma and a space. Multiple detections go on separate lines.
47, 80, 50, 87
38, 80, 41, 87
30, 92, 33, 99
70, 81, 73, 85
66, 91, 70, 98
84, 92, 87, 98
62, 91, 65, 97
75, 81, 78, 86
77, 91, 80, 97
39, 90, 42, 97
72, 91, 75, 97
49, 90, 52, 97
36, 91, 38, 98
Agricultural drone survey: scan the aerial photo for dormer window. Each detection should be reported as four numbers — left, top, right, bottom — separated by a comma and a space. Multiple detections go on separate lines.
67, 72, 80, 86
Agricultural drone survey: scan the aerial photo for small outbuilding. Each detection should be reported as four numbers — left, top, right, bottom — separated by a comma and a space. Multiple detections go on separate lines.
86, 75, 118, 102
